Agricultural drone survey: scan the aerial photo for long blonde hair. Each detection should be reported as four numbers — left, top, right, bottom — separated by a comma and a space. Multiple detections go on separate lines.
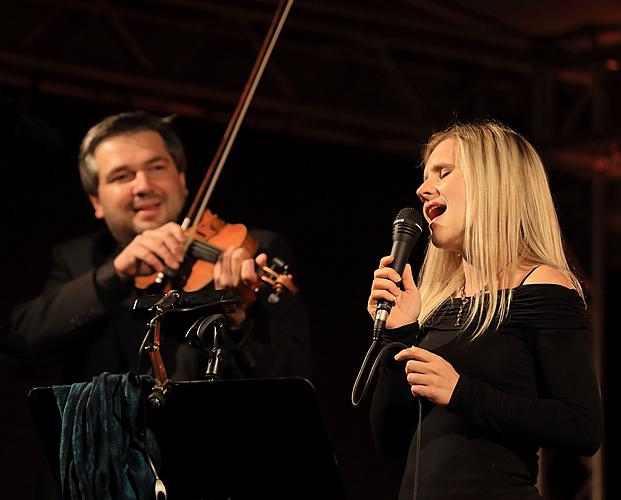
417, 121, 583, 338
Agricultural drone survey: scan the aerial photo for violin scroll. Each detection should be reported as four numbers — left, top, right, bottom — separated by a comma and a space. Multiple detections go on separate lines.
259, 257, 298, 304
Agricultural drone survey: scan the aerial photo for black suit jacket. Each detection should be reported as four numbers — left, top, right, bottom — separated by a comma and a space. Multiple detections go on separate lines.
5, 228, 313, 383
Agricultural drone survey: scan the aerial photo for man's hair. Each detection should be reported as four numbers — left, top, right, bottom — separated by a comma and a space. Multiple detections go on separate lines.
79, 111, 187, 196
417, 121, 583, 338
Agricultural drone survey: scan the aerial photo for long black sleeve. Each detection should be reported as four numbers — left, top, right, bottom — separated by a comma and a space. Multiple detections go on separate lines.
5, 233, 134, 364
446, 286, 602, 456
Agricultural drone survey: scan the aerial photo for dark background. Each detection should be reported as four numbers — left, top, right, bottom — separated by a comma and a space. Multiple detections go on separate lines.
1, 1, 619, 499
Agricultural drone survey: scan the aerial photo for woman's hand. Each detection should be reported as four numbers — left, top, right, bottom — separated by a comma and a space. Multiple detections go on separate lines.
367, 255, 421, 329
395, 346, 460, 406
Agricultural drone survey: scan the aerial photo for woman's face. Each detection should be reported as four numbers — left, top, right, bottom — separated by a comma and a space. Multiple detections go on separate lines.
416, 138, 467, 253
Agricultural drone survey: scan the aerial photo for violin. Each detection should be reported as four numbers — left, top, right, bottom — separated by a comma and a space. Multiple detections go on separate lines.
134, 209, 297, 301
135, 0, 297, 303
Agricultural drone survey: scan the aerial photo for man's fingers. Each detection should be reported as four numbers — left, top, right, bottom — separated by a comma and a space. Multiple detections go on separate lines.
160, 221, 187, 244
138, 234, 180, 269
132, 245, 164, 273
255, 253, 268, 267
219, 247, 235, 279
240, 258, 258, 285
215, 247, 257, 289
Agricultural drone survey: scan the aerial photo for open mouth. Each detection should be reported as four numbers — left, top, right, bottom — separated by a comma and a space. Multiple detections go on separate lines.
426, 203, 447, 222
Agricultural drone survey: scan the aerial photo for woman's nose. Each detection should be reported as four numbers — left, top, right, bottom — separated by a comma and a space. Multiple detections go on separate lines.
416, 178, 435, 202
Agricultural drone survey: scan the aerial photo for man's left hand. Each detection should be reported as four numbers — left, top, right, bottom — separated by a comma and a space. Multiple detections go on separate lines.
214, 247, 267, 327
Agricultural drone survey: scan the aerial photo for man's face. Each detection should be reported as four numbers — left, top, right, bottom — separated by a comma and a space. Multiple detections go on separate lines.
89, 130, 188, 245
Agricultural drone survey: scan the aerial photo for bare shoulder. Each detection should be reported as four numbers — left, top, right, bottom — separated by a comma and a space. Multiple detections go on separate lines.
522, 265, 575, 289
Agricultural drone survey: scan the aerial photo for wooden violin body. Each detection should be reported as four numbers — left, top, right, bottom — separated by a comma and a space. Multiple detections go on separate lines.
185, 210, 259, 292
135, 210, 296, 300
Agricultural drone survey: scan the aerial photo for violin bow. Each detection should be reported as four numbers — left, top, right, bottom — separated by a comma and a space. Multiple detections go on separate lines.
183, 0, 295, 231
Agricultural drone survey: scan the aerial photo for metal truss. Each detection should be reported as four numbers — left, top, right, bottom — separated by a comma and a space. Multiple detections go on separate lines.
0, 1, 618, 165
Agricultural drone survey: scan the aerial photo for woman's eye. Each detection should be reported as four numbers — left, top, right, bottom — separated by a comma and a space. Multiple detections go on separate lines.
440, 169, 450, 179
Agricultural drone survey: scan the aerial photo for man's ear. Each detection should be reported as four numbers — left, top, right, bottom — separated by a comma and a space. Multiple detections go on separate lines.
89, 194, 105, 219
180, 171, 189, 196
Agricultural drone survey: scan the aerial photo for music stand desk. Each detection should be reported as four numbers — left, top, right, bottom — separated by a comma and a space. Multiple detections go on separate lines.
29, 377, 347, 500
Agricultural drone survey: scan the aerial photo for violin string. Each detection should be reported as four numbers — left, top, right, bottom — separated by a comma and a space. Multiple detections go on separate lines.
189, 241, 221, 263
192, 240, 221, 255
188, 240, 265, 275
190, 249, 216, 262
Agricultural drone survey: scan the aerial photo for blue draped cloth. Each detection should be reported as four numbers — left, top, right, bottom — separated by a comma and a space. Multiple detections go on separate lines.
53, 373, 161, 500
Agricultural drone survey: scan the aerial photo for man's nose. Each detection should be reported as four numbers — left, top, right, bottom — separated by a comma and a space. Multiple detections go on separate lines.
132, 170, 152, 194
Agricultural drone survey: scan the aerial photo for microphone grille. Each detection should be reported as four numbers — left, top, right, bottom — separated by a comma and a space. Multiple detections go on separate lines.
395, 207, 423, 227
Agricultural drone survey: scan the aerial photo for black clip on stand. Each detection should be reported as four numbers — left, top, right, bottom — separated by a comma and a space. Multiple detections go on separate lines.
184, 312, 229, 380
134, 289, 241, 400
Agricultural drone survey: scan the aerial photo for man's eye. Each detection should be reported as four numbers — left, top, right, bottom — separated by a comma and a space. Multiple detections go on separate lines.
110, 173, 132, 183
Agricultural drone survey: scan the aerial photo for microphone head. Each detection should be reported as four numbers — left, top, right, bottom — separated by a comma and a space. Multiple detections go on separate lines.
392, 207, 423, 242
394, 207, 423, 226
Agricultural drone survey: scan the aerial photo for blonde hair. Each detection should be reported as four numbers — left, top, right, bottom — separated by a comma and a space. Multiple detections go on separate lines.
417, 121, 583, 338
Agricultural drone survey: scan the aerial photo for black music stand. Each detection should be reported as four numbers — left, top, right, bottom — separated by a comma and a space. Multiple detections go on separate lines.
29, 377, 347, 500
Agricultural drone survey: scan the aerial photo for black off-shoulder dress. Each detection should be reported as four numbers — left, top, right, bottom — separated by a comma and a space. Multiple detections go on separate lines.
370, 284, 603, 500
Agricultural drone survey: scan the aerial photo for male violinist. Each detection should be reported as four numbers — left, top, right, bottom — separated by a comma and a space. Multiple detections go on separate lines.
5, 111, 313, 382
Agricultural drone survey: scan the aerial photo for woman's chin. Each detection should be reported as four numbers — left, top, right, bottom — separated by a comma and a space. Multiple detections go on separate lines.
430, 232, 463, 253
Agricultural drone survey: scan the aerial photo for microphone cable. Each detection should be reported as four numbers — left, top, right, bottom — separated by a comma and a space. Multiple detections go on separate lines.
351, 336, 423, 500
352, 206, 425, 499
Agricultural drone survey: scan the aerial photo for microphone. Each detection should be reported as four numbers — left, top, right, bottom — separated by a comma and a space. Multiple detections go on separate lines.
373, 207, 423, 339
